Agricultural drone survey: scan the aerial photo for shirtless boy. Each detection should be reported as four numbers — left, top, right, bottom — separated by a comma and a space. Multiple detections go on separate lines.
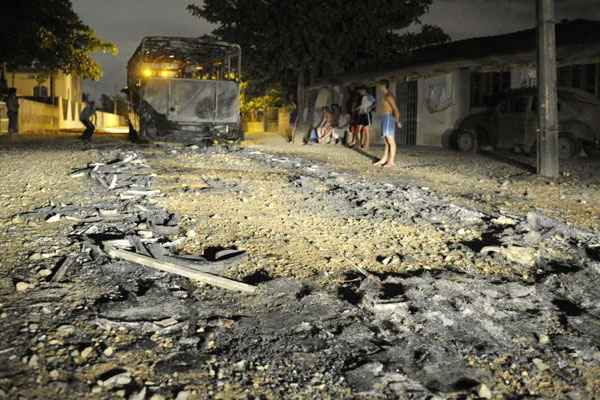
374, 80, 401, 168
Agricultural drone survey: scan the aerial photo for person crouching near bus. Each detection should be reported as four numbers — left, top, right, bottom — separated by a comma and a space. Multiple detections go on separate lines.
79, 100, 97, 141
6, 88, 19, 136
374, 80, 402, 169
356, 88, 376, 150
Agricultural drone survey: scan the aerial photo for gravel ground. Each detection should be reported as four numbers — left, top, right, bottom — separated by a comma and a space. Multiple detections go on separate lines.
0, 132, 598, 400
251, 133, 600, 232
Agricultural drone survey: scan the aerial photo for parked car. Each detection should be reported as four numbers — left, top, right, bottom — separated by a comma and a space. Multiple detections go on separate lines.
454, 87, 600, 159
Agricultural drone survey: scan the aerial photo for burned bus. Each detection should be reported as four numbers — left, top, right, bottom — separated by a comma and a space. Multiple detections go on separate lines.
125, 36, 242, 142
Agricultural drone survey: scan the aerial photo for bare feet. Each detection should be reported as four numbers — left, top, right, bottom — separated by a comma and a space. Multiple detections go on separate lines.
383, 163, 395, 169
373, 160, 385, 167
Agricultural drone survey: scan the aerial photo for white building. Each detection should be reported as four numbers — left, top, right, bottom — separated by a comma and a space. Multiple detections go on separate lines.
304, 19, 600, 148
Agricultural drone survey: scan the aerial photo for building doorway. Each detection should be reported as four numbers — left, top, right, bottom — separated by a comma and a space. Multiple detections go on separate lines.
396, 81, 418, 146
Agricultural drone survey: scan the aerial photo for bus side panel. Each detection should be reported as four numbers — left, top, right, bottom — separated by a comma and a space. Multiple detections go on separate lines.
144, 79, 170, 116
216, 81, 240, 123
170, 80, 216, 123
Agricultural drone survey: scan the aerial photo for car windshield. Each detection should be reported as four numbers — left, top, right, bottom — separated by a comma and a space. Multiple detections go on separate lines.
497, 96, 530, 113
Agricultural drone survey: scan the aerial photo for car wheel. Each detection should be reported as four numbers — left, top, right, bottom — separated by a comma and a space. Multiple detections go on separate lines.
456, 130, 476, 152
558, 134, 581, 160
583, 141, 600, 159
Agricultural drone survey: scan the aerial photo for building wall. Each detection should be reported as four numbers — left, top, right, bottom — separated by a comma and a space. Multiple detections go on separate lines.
0, 102, 8, 133
8, 71, 81, 102
416, 70, 471, 147
7, 98, 126, 134
17, 99, 61, 133
10, 72, 50, 98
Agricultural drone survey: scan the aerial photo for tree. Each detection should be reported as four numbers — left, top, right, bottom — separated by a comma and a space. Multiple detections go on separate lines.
188, 0, 449, 114
240, 82, 283, 121
99, 94, 128, 115
0, 0, 117, 81
100, 94, 116, 113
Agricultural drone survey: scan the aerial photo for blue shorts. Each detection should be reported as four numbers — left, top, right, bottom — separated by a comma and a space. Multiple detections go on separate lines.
382, 113, 396, 138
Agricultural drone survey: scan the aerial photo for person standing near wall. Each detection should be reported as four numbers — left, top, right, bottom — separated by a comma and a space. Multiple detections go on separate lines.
347, 93, 361, 147
356, 88, 375, 150
288, 99, 298, 143
6, 88, 19, 136
79, 99, 97, 141
374, 80, 401, 169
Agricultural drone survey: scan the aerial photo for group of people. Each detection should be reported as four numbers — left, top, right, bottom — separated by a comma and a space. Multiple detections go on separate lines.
303, 80, 401, 168
306, 103, 349, 145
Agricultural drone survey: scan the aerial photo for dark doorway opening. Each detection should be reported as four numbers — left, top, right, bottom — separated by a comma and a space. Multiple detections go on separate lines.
397, 81, 418, 146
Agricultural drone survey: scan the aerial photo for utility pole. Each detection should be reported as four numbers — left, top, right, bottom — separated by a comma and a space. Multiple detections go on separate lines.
537, 0, 559, 178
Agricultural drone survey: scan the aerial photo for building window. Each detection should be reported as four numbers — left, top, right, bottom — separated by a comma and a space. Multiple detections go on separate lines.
558, 63, 600, 99
33, 85, 48, 97
471, 71, 511, 108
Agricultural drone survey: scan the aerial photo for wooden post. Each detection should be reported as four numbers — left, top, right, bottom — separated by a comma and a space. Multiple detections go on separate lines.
537, 0, 560, 178
105, 246, 257, 294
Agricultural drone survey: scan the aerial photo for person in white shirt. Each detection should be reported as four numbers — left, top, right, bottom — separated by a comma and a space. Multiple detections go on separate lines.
356, 88, 375, 150
332, 105, 351, 145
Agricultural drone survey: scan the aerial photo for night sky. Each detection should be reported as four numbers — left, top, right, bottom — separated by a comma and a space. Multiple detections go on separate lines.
72, 0, 600, 99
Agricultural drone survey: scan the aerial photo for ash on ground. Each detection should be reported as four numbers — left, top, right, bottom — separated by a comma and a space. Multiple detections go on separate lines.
0, 135, 599, 399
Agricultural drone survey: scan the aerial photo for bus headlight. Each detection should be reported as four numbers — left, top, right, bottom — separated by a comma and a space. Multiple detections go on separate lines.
159, 70, 176, 78
142, 68, 153, 78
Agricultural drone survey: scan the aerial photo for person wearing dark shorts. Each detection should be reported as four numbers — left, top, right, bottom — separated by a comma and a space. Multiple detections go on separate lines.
356, 88, 375, 150
347, 96, 360, 146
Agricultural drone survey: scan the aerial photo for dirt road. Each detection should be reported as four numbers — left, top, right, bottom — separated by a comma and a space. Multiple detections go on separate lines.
0, 133, 599, 399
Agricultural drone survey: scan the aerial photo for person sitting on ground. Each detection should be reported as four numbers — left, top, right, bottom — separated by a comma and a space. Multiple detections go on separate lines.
6, 88, 19, 136
374, 80, 401, 169
79, 99, 97, 141
317, 106, 334, 144
332, 107, 351, 145
304, 106, 325, 144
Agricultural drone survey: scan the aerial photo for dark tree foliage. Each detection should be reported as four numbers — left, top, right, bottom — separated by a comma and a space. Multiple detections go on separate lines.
0, 0, 116, 80
188, 0, 449, 97
100, 94, 128, 115
100, 94, 115, 113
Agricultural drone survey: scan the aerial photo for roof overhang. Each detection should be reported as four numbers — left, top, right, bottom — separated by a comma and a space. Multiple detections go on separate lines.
308, 36, 600, 91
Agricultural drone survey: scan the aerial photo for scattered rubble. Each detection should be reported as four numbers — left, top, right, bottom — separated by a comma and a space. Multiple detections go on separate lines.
0, 143, 598, 399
